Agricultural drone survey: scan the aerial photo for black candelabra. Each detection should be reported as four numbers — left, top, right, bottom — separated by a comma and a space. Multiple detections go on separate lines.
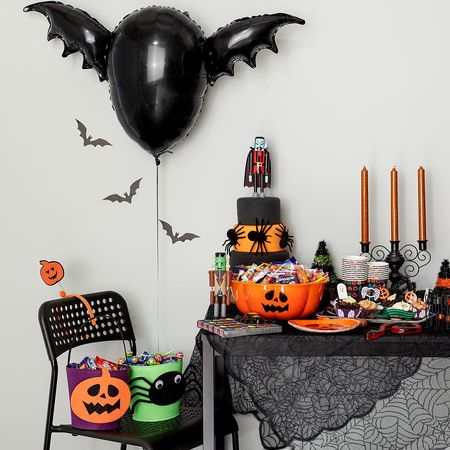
360, 240, 431, 283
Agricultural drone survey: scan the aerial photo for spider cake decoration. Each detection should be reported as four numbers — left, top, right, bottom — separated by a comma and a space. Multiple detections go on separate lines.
223, 224, 246, 254
275, 223, 294, 251
247, 219, 273, 255
223, 220, 294, 255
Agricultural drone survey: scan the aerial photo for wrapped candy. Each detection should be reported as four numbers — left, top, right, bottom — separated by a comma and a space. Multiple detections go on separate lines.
233, 258, 328, 285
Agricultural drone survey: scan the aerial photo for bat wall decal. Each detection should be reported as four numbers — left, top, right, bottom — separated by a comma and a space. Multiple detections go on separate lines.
76, 119, 111, 147
159, 220, 200, 244
103, 178, 142, 204
25, 3, 304, 164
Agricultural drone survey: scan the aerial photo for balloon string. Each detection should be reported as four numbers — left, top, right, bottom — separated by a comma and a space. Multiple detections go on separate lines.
156, 163, 160, 352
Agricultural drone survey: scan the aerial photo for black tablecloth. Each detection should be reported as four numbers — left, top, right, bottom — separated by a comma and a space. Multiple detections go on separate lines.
205, 327, 450, 358
183, 307, 450, 449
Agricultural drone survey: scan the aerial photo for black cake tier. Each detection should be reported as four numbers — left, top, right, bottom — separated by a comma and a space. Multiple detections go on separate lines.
230, 250, 290, 269
237, 197, 280, 224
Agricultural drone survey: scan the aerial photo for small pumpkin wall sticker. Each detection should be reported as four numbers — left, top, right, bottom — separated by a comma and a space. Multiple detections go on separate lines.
39, 260, 65, 286
70, 369, 131, 423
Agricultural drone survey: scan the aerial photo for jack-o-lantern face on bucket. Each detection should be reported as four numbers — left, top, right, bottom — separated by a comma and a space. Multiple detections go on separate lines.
39, 260, 64, 286
263, 290, 289, 313
70, 369, 131, 423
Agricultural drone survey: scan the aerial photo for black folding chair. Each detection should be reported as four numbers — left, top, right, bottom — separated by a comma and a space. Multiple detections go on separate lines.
39, 290, 239, 450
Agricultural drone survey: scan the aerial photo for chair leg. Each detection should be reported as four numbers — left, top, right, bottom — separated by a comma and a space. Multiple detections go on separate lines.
231, 431, 239, 450
43, 427, 52, 450
120, 445, 127, 450
43, 362, 59, 450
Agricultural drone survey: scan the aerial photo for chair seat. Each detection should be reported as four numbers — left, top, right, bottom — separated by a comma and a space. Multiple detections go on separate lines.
57, 406, 238, 450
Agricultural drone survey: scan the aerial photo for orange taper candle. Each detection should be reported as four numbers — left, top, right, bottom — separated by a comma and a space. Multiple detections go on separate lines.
361, 166, 369, 244
418, 166, 427, 241
390, 166, 399, 241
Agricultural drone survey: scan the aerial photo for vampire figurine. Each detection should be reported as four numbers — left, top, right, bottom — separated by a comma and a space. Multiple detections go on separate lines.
244, 136, 271, 197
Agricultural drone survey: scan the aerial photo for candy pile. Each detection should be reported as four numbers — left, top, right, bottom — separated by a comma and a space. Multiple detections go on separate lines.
68, 355, 126, 371
233, 258, 328, 285
118, 351, 183, 366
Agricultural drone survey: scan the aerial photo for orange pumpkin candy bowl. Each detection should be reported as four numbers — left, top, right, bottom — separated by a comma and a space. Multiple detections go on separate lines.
231, 279, 327, 320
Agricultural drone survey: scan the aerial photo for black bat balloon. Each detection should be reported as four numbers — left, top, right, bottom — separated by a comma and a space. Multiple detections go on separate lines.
103, 178, 142, 204
76, 119, 111, 147
159, 220, 200, 244
24, 2, 304, 164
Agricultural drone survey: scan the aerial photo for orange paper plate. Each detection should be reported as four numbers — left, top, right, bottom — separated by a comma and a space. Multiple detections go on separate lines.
288, 318, 361, 333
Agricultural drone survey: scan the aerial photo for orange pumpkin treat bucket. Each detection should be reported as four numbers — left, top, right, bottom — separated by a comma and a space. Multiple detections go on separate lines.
231, 262, 328, 320
66, 318, 131, 430
232, 279, 327, 320
67, 367, 130, 430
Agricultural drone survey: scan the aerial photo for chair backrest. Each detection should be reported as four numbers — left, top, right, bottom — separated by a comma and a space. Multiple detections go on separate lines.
38, 291, 137, 361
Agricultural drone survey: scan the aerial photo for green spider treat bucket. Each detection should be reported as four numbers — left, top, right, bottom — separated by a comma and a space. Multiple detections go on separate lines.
129, 359, 185, 422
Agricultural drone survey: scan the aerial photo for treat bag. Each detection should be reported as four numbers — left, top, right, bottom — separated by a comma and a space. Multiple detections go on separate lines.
129, 359, 184, 422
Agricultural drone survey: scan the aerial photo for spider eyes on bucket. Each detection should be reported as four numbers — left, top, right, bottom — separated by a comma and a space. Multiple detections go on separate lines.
154, 374, 181, 389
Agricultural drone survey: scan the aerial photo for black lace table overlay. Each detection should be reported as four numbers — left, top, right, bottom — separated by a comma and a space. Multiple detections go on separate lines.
226, 356, 420, 447
183, 309, 450, 450
291, 358, 450, 450
182, 337, 423, 448
183, 335, 203, 407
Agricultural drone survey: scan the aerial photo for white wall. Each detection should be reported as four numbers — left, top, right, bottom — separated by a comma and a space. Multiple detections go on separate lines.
2, 0, 450, 448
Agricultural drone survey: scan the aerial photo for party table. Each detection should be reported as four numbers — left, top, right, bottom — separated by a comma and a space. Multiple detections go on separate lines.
182, 315, 450, 450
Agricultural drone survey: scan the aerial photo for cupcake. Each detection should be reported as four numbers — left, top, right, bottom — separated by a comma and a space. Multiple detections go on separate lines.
335, 296, 362, 318
391, 301, 413, 311
358, 300, 378, 319
408, 298, 429, 319
386, 301, 415, 320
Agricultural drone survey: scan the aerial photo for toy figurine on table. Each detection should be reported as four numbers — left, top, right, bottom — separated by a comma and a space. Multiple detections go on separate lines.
208, 253, 231, 318
244, 136, 271, 198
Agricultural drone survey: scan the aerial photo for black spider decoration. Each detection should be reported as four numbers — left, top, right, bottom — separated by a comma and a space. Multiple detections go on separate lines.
248, 219, 273, 255
129, 371, 186, 413
275, 223, 294, 251
223, 224, 245, 254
